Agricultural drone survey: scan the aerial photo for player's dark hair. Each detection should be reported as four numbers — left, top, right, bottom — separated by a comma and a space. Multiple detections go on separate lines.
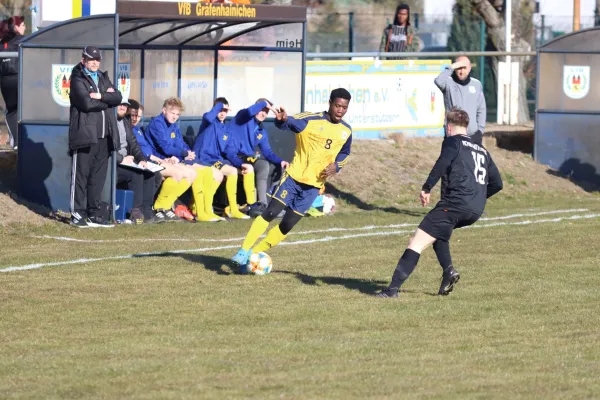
128, 98, 140, 110
446, 107, 470, 128
393, 4, 411, 27
214, 97, 229, 106
329, 88, 351, 102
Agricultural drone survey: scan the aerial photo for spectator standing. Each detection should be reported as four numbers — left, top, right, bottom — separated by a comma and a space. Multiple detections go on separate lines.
0, 16, 26, 149
434, 56, 486, 145
69, 46, 122, 228
379, 4, 419, 59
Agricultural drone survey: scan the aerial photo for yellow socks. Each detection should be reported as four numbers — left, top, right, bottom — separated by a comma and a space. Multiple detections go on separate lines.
191, 170, 207, 218
192, 168, 221, 222
202, 167, 222, 220
154, 177, 190, 210
243, 172, 256, 205
242, 216, 270, 251
253, 225, 287, 253
226, 174, 249, 219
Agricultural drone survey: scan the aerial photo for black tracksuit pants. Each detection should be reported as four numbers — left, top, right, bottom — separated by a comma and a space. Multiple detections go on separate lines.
1, 74, 18, 147
117, 165, 158, 215
70, 138, 110, 219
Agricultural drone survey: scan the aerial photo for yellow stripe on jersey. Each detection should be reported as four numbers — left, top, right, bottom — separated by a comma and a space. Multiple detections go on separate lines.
293, 112, 321, 119
337, 157, 349, 166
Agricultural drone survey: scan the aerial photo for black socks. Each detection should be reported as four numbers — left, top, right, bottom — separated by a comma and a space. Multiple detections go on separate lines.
433, 240, 453, 271
388, 249, 421, 292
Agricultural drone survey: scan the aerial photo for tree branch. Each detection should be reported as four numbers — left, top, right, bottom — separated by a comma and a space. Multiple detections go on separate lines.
470, 0, 504, 28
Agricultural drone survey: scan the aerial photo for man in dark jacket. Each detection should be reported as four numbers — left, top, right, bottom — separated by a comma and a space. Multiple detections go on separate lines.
0, 16, 26, 149
69, 46, 122, 228
115, 100, 159, 225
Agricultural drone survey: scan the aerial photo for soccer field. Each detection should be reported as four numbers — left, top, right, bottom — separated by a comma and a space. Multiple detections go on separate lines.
2, 198, 600, 399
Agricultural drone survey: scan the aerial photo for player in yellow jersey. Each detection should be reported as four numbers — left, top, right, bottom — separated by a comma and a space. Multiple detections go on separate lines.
232, 88, 352, 268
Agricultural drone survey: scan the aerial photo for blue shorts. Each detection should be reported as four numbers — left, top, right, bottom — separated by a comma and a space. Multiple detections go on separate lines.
268, 173, 320, 216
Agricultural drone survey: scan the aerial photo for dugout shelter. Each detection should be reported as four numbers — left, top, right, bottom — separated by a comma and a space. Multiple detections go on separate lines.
18, 0, 307, 214
536, 27, 600, 188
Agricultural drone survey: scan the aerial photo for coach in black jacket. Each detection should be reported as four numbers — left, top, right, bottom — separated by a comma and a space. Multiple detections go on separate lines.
115, 100, 159, 224
69, 46, 122, 228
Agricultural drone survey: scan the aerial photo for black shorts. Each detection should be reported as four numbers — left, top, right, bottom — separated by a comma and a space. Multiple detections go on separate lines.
239, 154, 259, 165
418, 205, 480, 241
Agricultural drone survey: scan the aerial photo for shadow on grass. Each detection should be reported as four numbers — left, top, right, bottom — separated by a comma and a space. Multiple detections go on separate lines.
275, 270, 388, 295
325, 183, 426, 217
546, 158, 600, 192
134, 252, 441, 297
134, 252, 243, 275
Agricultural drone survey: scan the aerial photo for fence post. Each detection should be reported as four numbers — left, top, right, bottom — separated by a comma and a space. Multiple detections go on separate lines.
348, 11, 355, 53
414, 13, 419, 29
541, 15, 545, 44
480, 18, 485, 91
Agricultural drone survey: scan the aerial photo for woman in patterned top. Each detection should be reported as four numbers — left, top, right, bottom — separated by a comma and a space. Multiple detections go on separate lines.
379, 4, 419, 59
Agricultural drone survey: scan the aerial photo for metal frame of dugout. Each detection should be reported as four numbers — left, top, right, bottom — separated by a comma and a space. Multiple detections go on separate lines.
17, 0, 307, 216
536, 27, 600, 188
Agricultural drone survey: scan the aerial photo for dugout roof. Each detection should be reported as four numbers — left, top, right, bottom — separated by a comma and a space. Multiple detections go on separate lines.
19, 1, 308, 121
23, 1, 307, 48
17, 1, 306, 214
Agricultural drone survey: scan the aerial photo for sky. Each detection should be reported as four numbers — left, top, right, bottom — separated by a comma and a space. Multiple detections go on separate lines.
424, 0, 597, 18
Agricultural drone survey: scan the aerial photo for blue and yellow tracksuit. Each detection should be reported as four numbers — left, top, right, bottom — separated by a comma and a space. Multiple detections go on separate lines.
132, 125, 154, 160
193, 102, 230, 168
190, 102, 232, 219
221, 101, 283, 213
144, 114, 213, 218
225, 100, 283, 168
145, 114, 190, 161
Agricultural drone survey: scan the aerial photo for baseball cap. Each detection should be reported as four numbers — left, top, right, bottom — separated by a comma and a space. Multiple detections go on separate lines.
82, 46, 102, 60
120, 98, 131, 106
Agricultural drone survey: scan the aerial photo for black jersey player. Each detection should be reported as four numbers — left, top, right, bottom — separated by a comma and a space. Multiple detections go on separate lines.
377, 108, 503, 298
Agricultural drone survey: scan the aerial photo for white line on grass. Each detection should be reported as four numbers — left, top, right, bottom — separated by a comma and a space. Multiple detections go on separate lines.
4, 212, 599, 273
31, 208, 590, 244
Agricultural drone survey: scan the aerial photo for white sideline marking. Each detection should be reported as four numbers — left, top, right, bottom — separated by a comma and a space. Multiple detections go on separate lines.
31, 208, 590, 244
480, 208, 588, 221
3, 212, 599, 273
31, 235, 245, 244
471, 213, 600, 228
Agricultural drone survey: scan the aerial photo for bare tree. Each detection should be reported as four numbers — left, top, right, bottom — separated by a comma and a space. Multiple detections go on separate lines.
0, 0, 30, 19
470, 0, 533, 123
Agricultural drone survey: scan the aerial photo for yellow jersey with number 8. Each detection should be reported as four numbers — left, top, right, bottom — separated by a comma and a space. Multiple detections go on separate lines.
275, 111, 352, 188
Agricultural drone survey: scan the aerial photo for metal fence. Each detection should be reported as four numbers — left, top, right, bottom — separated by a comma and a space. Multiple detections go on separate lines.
305, 51, 537, 123
307, 12, 599, 54
305, 11, 599, 123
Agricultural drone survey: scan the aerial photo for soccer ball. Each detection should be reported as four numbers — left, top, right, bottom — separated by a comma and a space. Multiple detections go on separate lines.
322, 195, 336, 215
247, 252, 273, 275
